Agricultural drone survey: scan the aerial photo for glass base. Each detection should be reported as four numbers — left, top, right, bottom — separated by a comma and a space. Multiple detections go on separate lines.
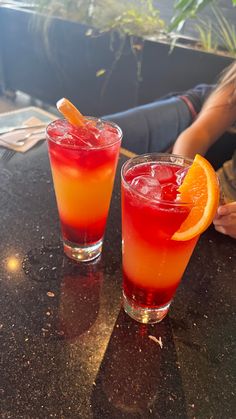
63, 239, 103, 262
123, 292, 171, 324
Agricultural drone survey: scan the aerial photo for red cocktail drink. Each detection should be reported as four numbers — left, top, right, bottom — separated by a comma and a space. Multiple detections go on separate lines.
121, 154, 198, 323
47, 118, 122, 262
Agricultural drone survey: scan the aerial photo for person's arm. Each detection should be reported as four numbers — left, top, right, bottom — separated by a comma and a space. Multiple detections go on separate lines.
173, 83, 236, 240
173, 83, 236, 158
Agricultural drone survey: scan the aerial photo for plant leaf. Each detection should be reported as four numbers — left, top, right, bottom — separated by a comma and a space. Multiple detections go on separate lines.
169, 0, 212, 32
96, 69, 106, 77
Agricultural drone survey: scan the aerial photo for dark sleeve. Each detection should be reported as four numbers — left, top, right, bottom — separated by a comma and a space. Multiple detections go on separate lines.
181, 84, 215, 115
161, 84, 215, 118
103, 85, 215, 154
103, 97, 192, 154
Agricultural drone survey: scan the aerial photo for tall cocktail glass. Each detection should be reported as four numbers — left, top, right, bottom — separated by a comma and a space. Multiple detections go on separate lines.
47, 117, 122, 262
121, 153, 199, 324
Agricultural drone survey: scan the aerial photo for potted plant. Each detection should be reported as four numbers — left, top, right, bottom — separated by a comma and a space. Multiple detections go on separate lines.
0, 1, 166, 115
138, 0, 236, 104
0, 0, 235, 115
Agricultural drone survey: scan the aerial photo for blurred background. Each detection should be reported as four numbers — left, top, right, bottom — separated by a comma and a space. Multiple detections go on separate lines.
0, 0, 236, 115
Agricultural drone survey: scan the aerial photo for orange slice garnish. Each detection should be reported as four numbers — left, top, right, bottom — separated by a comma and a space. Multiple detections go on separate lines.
172, 154, 220, 241
56, 98, 85, 127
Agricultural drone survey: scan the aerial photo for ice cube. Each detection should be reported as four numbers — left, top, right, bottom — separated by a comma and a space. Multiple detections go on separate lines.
161, 183, 178, 201
100, 130, 115, 145
130, 175, 162, 201
106, 125, 118, 134
95, 119, 105, 130
176, 167, 188, 186
86, 121, 101, 139
150, 164, 175, 183
72, 131, 94, 147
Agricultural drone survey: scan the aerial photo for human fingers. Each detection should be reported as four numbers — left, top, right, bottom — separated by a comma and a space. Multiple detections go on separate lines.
216, 201, 236, 216
213, 212, 236, 227
214, 223, 236, 238
213, 215, 236, 239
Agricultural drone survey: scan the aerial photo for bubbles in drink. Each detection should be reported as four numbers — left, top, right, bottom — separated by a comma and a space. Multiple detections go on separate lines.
131, 175, 162, 201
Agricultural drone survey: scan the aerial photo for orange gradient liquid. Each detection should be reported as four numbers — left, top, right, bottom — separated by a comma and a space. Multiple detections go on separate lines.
47, 119, 121, 246
122, 161, 198, 308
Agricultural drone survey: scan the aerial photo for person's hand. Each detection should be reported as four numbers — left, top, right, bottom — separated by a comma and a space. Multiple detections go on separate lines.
213, 202, 236, 239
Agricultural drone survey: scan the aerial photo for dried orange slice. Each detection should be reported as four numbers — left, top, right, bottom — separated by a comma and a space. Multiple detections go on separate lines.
172, 154, 220, 241
56, 98, 85, 126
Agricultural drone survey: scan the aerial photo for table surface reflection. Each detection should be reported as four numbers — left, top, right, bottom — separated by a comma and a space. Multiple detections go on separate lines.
0, 132, 235, 418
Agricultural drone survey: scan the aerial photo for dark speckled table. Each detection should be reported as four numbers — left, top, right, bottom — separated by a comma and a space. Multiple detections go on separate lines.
0, 108, 236, 419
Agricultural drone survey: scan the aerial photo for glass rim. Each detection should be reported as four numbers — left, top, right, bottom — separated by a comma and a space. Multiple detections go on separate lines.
121, 152, 193, 207
46, 117, 123, 150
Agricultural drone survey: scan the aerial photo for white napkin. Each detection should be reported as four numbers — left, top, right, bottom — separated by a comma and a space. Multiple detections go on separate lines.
0, 117, 46, 153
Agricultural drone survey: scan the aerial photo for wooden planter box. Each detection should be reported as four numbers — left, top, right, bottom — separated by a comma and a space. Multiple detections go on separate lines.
0, 6, 234, 115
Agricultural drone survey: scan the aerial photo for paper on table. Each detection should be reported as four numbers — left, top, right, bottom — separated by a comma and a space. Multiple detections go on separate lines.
0, 117, 46, 153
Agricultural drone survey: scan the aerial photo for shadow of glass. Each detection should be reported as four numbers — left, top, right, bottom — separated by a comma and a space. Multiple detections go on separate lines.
58, 256, 103, 341
91, 310, 187, 419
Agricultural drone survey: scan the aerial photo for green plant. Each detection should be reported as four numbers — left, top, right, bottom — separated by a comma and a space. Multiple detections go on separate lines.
32, 0, 166, 39
195, 21, 218, 53
212, 7, 236, 55
195, 7, 236, 56
29, 0, 167, 104
170, 0, 236, 32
